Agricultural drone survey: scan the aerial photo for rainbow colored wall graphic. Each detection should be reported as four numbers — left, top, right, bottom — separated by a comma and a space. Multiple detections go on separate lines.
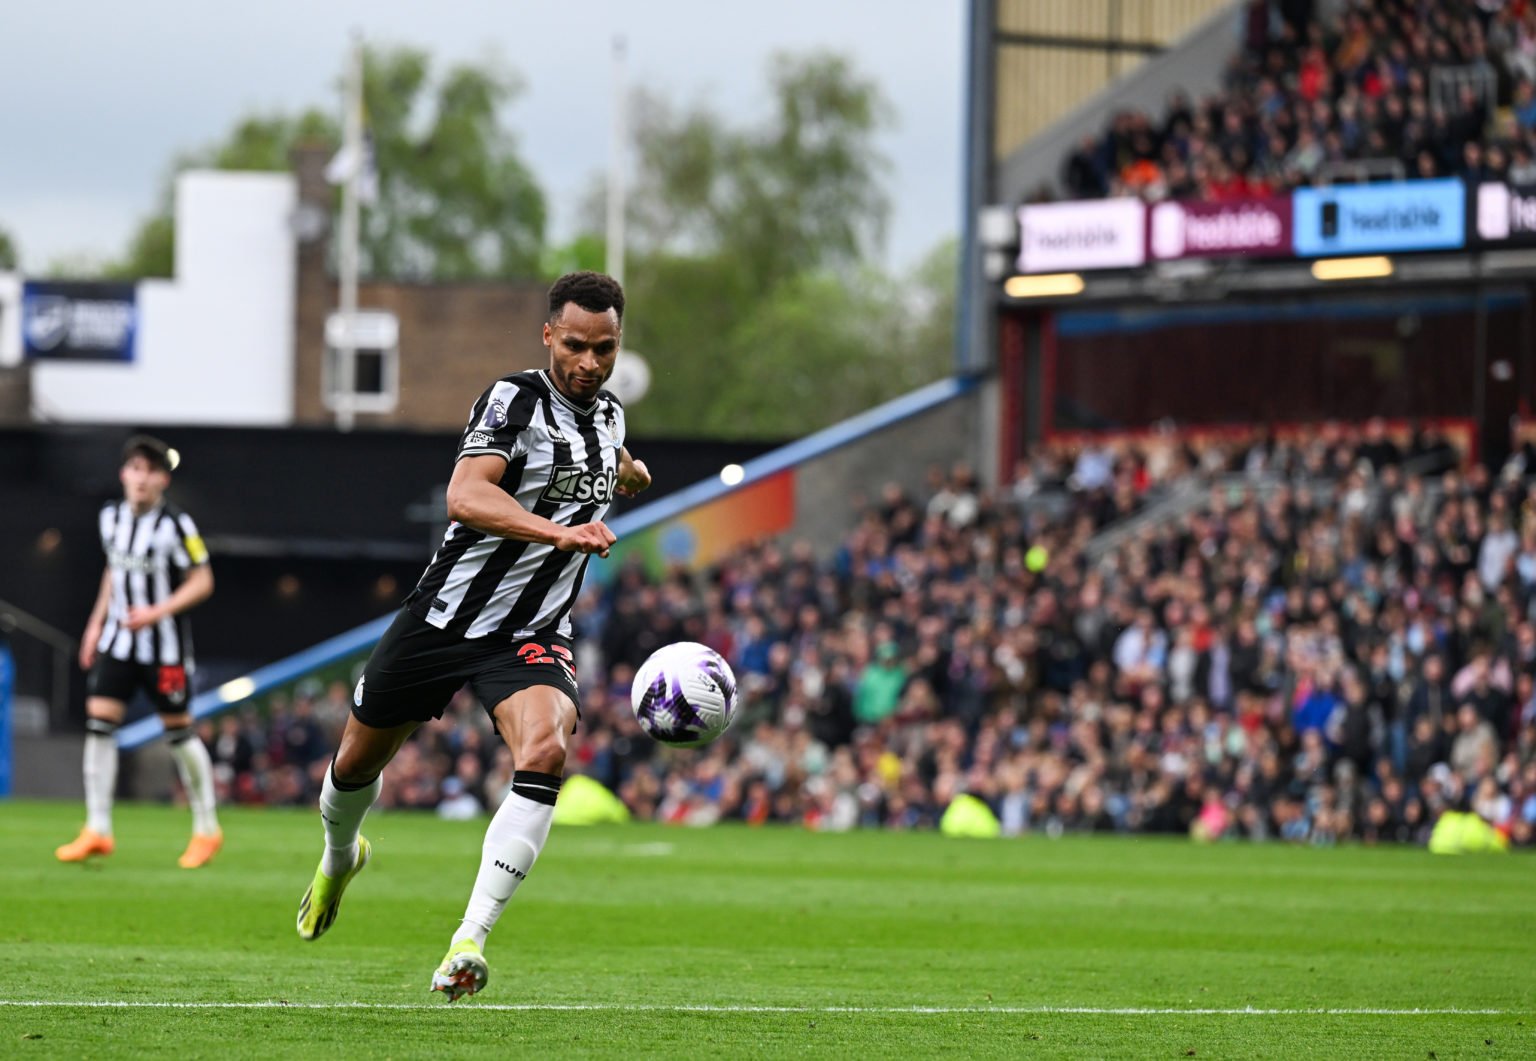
596, 469, 796, 580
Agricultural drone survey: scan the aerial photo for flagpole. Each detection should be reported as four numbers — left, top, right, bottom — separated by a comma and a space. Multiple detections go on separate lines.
605, 35, 626, 286
336, 32, 363, 432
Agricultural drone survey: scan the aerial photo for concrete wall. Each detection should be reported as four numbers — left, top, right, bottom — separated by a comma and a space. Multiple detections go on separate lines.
11, 733, 84, 799
11, 733, 174, 800
791, 384, 986, 553
30, 171, 297, 425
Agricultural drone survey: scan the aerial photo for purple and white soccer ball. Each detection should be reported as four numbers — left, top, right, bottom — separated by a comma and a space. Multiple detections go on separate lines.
630, 641, 739, 748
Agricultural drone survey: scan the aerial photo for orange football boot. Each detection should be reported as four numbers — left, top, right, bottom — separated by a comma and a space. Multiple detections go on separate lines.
56, 828, 115, 862
178, 831, 223, 869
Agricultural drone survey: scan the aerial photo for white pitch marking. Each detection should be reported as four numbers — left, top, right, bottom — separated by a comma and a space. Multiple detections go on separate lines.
622, 842, 675, 857
0, 1001, 1512, 1015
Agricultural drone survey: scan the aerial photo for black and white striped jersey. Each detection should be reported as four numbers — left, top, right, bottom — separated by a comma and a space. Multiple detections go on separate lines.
406, 369, 625, 640
96, 500, 209, 667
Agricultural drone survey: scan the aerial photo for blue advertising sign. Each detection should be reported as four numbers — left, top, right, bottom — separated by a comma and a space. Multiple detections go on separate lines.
1292, 179, 1465, 256
0, 635, 12, 798
22, 281, 138, 362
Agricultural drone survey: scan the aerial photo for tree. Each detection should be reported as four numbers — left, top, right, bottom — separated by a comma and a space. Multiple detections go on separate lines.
109, 45, 545, 282
0, 226, 17, 271
629, 51, 892, 288
612, 51, 955, 440
898, 237, 961, 384
357, 46, 546, 281
539, 234, 608, 280
626, 247, 955, 439
109, 213, 175, 279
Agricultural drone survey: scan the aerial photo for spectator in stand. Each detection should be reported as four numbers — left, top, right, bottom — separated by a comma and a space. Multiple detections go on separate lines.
276, 688, 328, 773
855, 641, 908, 725
1063, 135, 1108, 199
1450, 701, 1501, 780
1518, 78, 1536, 133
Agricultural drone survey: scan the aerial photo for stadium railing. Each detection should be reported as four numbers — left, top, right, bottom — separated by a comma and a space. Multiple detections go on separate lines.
119, 375, 978, 750
1314, 157, 1406, 186
0, 597, 75, 734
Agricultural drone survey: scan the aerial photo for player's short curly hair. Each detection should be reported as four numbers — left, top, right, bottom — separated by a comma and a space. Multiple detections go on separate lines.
548, 271, 625, 324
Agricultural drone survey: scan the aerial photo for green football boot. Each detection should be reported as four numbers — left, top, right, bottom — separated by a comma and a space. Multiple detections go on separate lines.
296, 836, 371, 941
431, 938, 489, 1002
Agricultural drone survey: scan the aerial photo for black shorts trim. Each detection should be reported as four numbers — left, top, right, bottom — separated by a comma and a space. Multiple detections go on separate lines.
86, 656, 193, 715
352, 608, 581, 730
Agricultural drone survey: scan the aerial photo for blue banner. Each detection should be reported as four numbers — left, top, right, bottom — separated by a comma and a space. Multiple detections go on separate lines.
0, 637, 13, 798
22, 281, 138, 362
1293, 179, 1465, 256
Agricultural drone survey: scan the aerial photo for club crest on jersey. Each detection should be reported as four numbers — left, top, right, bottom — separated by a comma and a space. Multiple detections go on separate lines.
483, 398, 508, 430
539, 464, 616, 505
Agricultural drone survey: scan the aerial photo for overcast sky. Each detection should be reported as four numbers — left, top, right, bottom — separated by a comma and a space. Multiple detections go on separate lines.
0, 0, 966, 275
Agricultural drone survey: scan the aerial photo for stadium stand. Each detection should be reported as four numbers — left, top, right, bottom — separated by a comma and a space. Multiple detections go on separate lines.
1054, 0, 1535, 203
196, 420, 1535, 848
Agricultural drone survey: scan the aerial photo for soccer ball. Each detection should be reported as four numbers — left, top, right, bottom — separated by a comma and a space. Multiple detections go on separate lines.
630, 641, 739, 748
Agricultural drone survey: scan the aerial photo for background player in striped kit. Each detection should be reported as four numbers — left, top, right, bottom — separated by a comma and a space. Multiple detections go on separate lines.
295, 272, 652, 1001
55, 435, 222, 869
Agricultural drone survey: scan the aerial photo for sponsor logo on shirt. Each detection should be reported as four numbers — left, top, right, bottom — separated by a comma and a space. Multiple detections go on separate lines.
539, 464, 617, 505
107, 548, 157, 574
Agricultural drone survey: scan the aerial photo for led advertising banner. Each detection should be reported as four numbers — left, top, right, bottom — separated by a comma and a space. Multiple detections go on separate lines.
1017, 198, 1146, 273
1473, 181, 1536, 246
22, 281, 138, 362
1148, 196, 1293, 260
1292, 179, 1465, 256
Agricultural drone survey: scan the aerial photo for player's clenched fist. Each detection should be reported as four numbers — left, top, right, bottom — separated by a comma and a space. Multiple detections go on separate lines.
617, 453, 651, 497
555, 520, 616, 557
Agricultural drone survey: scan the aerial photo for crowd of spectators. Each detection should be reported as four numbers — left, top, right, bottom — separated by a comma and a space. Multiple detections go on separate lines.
188, 419, 1536, 849
1058, 0, 1536, 204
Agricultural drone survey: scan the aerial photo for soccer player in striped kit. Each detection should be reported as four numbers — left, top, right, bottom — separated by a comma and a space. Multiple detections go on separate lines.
295, 272, 652, 1001
56, 434, 222, 868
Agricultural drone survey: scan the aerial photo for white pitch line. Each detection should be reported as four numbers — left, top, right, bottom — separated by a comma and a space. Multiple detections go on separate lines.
0, 1001, 1513, 1016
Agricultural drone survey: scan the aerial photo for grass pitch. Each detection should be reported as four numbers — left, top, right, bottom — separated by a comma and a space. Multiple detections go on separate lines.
1, 801, 1531, 1058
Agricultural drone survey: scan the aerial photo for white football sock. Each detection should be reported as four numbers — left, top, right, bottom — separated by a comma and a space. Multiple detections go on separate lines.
452, 771, 561, 949
167, 728, 219, 835
83, 721, 119, 836
320, 764, 381, 877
